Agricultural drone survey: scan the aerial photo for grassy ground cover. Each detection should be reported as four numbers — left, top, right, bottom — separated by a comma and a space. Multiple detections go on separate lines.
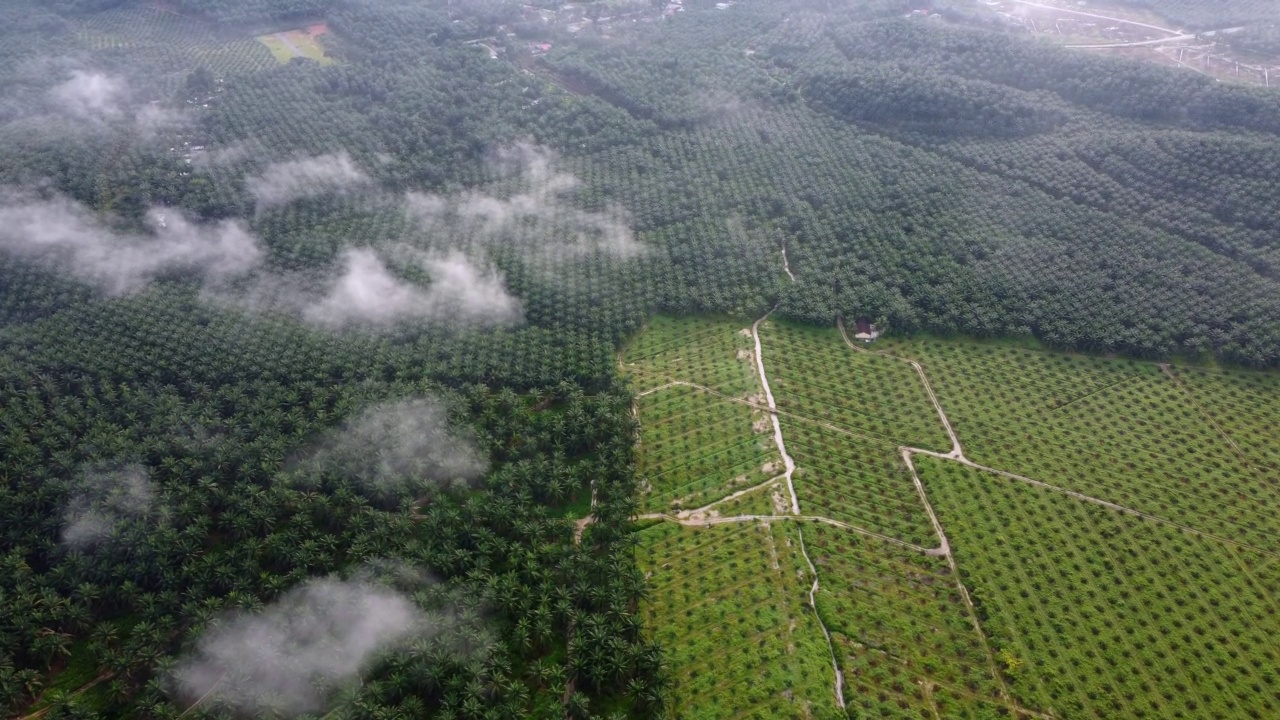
804, 522, 1002, 719
257, 25, 334, 66
879, 337, 1280, 551
624, 316, 782, 512
760, 321, 952, 452
1171, 365, 1280, 473
636, 521, 842, 719
623, 315, 760, 396
630, 320, 1280, 719
919, 456, 1280, 720
636, 384, 777, 513
785, 425, 936, 546
710, 479, 789, 517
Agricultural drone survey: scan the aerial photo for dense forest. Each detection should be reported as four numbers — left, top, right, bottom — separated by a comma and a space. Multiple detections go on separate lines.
2, 0, 1280, 716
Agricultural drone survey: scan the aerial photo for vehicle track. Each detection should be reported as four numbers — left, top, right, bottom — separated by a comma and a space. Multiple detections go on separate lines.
625, 315, 1280, 718
635, 511, 942, 555
1010, 0, 1181, 35
752, 309, 800, 515
750, 307, 845, 710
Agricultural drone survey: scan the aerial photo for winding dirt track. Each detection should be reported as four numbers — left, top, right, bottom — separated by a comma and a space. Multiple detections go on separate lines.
618, 260, 1280, 716
749, 308, 846, 710
797, 526, 845, 709
752, 309, 801, 515
626, 309, 1280, 718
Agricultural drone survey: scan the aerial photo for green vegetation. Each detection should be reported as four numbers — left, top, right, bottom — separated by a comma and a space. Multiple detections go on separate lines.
1174, 365, 1280, 473
2, 0, 1280, 715
636, 521, 840, 719
803, 523, 1003, 720
881, 337, 1280, 551
786, 424, 935, 546
761, 322, 950, 452
73, 6, 278, 77
257, 26, 333, 65
710, 479, 788, 517
919, 456, 1280, 719
624, 316, 780, 513
623, 316, 760, 396
631, 316, 1280, 719
635, 384, 776, 513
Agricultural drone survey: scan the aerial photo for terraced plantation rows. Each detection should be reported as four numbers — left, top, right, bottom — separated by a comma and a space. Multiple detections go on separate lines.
803, 523, 1006, 720
635, 384, 777, 513
919, 457, 1280, 720
624, 316, 762, 396
72, 7, 277, 77
630, 315, 1280, 720
1173, 366, 1280, 473
879, 337, 1280, 552
623, 316, 782, 515
786, 431, 935, 547
761, 322, 952, 452
636, 520, 840, 719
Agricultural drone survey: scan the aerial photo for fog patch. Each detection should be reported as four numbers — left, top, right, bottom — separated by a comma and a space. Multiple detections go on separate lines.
296, 396, 487, 495
405, 142, 644, 260
301, 247, 521, 330
35, 69, 182, 135
246, 152, 374, 212
0, 190, 265, 296
0, 191, 263, 295
49, 70, 127, 121
61, 464, 156, 547
172, 577, 429, 716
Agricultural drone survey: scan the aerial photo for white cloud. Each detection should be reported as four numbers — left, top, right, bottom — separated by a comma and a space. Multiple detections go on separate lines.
405, 142, 644, 259
62, 465, 156, 547
296, 396, 487, 494
303, 247, 521, 329
173, 578, 427, 716
0, 190, 265, 296
246, 152, 374, 211
48, 70, 128, 121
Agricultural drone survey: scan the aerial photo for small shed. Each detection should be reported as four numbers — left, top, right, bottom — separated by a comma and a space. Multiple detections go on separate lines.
854, 318, 879, 342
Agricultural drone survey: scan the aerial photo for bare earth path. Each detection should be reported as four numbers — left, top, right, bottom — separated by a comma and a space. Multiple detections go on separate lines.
618, 313, 1280, 716
748, 308, 846, 709
1010, 0, 1182, 35
752, 309, 800, 515
635, 511, 942, 555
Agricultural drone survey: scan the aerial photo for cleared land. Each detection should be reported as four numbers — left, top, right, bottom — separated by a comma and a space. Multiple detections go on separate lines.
635, 383, 777, 513
624, 315, 762, 396
804, 522, 1005, 720
257, 24, 333, 65
878, 337, 1280, 552
761, 321, 952, 453
633, 317, 1280, 719
624, 316, 783, 514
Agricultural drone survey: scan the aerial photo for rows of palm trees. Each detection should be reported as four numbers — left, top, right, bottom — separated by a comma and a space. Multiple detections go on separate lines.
0, 280, 664, 718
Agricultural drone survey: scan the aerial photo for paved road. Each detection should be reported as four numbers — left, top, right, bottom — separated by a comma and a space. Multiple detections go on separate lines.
1011, 0, 1180, 35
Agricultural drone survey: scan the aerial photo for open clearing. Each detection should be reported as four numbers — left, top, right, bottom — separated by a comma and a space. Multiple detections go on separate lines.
257, 23, 333, 65
629, 317, 1280, 719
